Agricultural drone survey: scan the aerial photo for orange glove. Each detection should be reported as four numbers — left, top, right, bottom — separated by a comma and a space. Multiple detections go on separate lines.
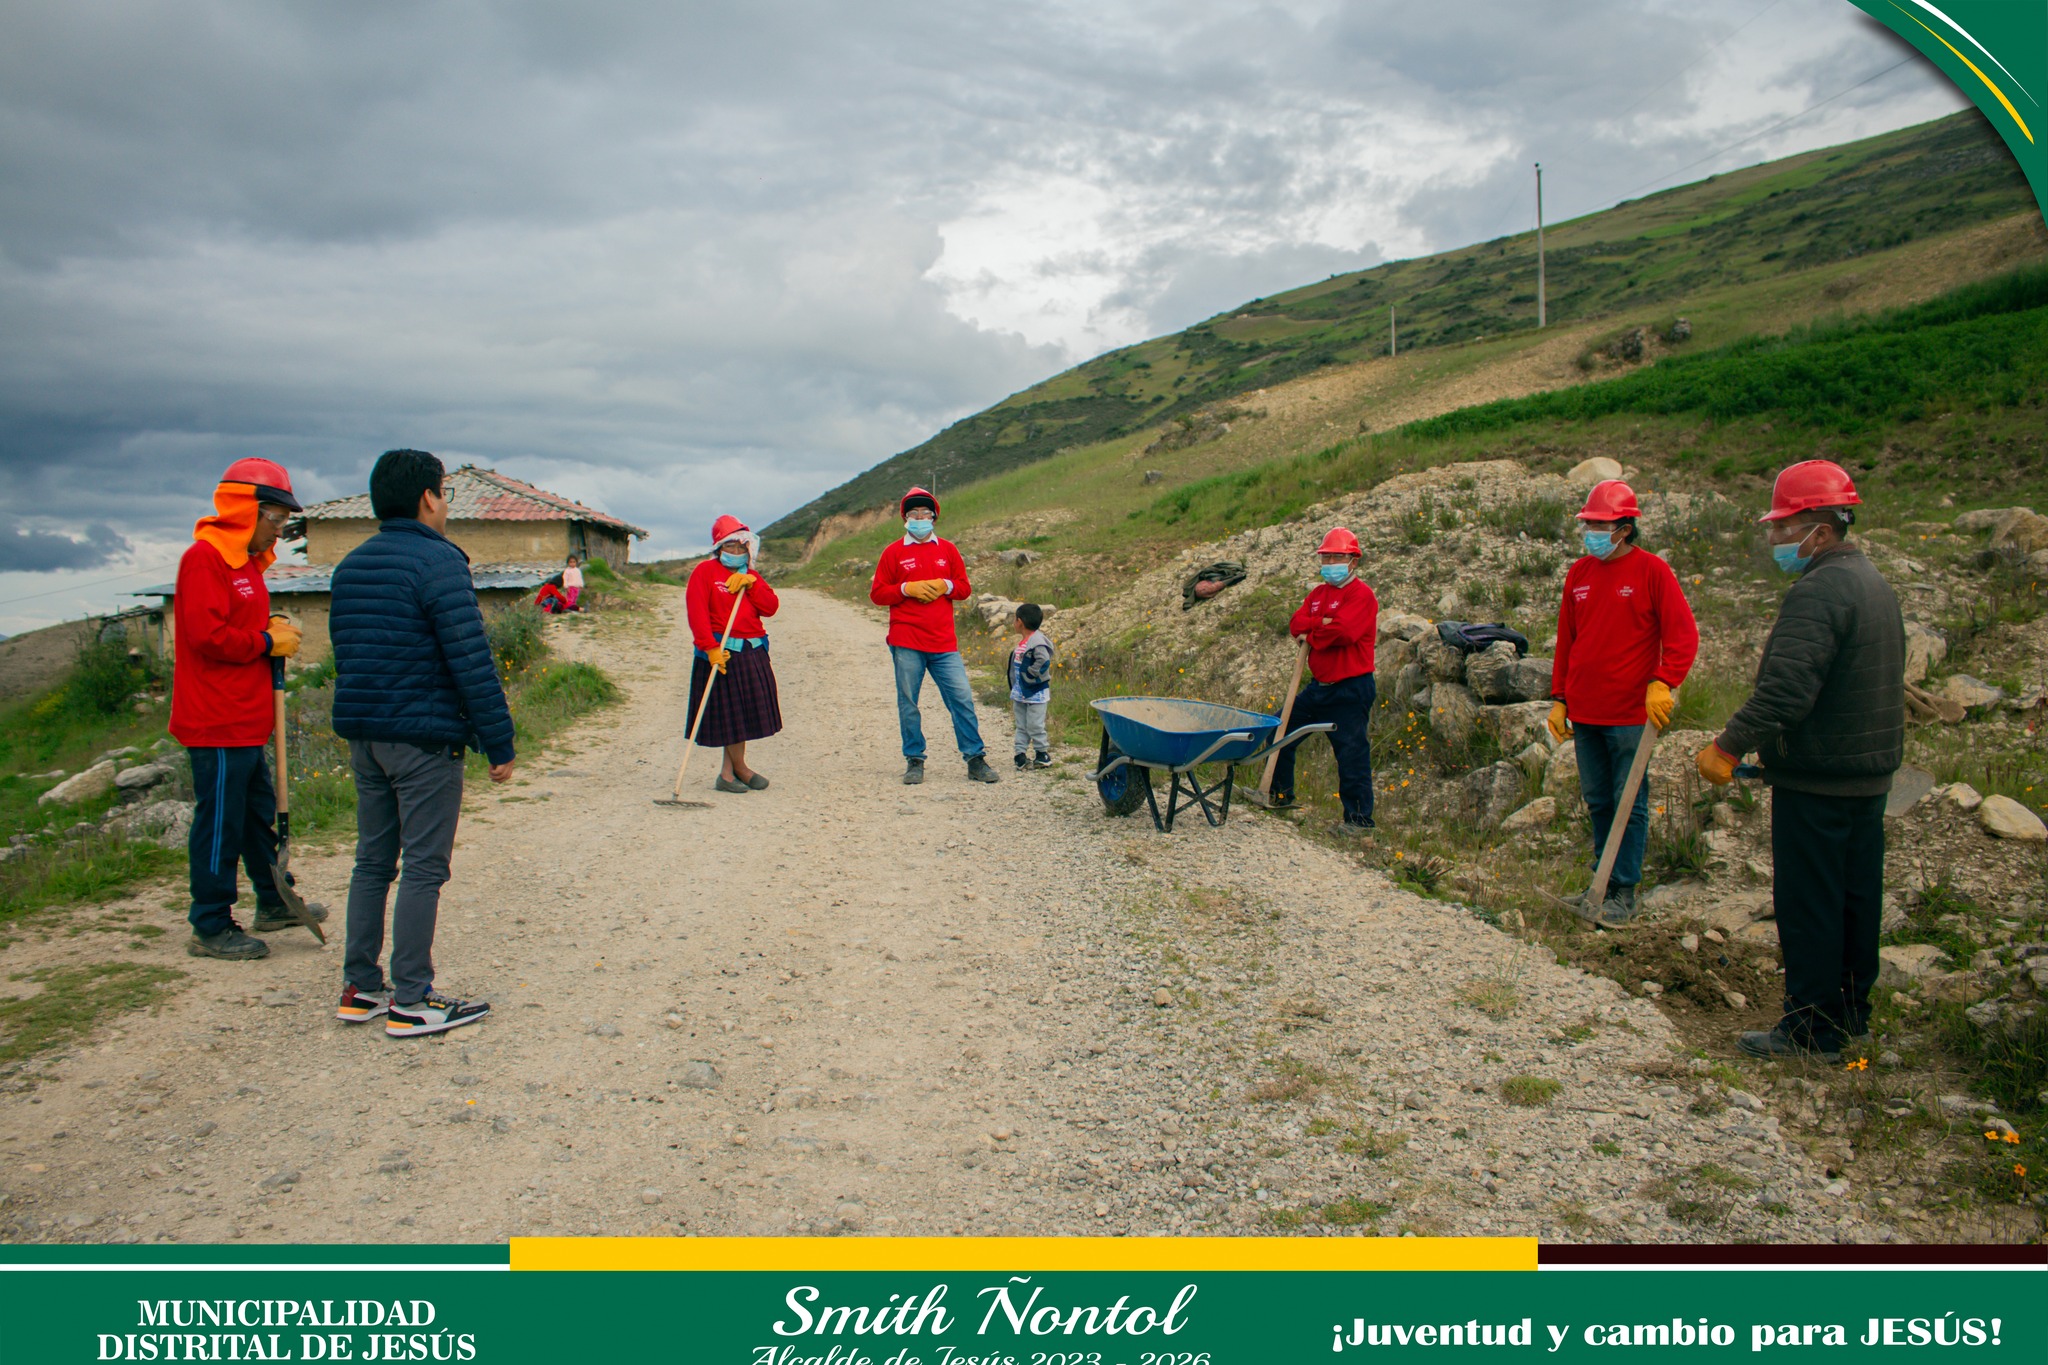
1696, 742, 1738, 786
1645, 680, 1675, 730
1545, 701, 1571, 744
724, 571, 756, 594
706, 646, 731, 673
902, 578, 946, 603
267, 617, 301, 658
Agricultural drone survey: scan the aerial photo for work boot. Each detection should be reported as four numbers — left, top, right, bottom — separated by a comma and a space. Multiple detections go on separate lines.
1594, 884, 1639, 929
902, 758, 925, 786
966, 755, 1001, 784
1332, 819, 1375, 841
187, 927, 269, 960
1738, 1025, 1841, 1064
253, 900, 330, 933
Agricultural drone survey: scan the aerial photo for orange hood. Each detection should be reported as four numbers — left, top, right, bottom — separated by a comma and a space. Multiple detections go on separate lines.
192, 482, 276, 572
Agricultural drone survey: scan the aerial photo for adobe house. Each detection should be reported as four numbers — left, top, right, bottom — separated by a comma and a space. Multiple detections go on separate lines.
290, 464, 647, 569
136, 465, 646, 666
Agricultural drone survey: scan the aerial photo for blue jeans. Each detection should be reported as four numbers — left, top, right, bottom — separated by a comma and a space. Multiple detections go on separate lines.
889, 646, 984, 760
1575, 722, 1650, 890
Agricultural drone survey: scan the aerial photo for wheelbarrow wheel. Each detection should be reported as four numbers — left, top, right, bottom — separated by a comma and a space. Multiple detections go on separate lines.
1096, 731, 1150, 817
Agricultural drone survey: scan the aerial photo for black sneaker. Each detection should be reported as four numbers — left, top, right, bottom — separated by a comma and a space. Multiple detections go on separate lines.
1033, 751, 1053, 768
966, 755, 1001, 784
1738, 1026, 1841, 1064
187, 927, 269, 960
1014, 752, 1029, 770
386, 991, 491, 1037
253, 901, 330, 933
902, 758, 926, 786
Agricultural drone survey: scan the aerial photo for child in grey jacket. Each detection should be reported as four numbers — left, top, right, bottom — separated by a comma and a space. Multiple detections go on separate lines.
1008, 603, 1054, 769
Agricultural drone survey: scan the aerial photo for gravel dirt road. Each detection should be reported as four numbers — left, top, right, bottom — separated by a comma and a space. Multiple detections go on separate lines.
1, 588, 1877, 1243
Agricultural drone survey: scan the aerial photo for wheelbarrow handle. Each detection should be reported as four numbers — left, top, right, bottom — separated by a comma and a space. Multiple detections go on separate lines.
1092, 753, 1136, 783
1181, 730, 1255, 769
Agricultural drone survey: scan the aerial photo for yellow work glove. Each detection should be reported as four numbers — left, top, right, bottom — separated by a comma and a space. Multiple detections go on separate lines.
1696, 742, 1738, 786
1645, 680, 1675, 730
1545, 700, 1571, 744
267, 617, 301, 658
724, 571, 756, 593
706, 646, 731, 673
902, 578, 945, 603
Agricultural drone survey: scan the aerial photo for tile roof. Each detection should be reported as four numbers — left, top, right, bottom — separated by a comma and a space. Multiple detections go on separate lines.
290, 465, 647, 537
134, 561, 561, 598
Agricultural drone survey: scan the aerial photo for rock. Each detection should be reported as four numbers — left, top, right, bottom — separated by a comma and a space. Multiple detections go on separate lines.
1901, 623, 1946, 685
1880, 896, 1907, 935
1701, 890, 1772, 934
1462, 761, 1526, 829
258, 1169, 301, 1191
1991, 509, 2048, 555
1722, 990, 1748, 1010
1501, 797, 1555, 831
588, 1022, 621, 1038
1515, 742, 1550, 782
1822, 1180, 1849, 1198
1429, 682, 1480, 746
1566, 457, 1624, 487
114, 762, 174, 792
1936, 1094, 1975, 1118
1885, 766, 1936, 817
1379, 612, 1432, 642
678, 1061, 722, 1089
1678, 934, 1699, 953
1665, 318, 1691, 343
1939, 675, 2006, 710
1477, 701, 1555, 754
1543, 742, 1581, 804
1152, 989, 1172, 1008
1377, 635, 1418, 677
94, 746, 142, 765
1464, 640, 1522, 703
1418, 638, 1466, 683
1979, 795, 2047, 842
1944, 783, 1984, 812
1702, 929, 1724, 945
1726, 1089, 1763, 1112
1878, 944, 1948, 986
260, 990, 298, 1008
1640, 981, 1663, 997
1509, 657, 1553, 705
1952, 506, 2032, 535
37, 762, 117, 807
640, 1188, 663, 1205
1642, 882, 1694, 914
661, 1012, 685, 1029
994, 549, 1037, 566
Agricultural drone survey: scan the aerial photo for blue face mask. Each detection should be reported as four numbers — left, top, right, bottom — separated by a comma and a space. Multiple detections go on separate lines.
1581, 530, 1614, 559
1318, 564, 1351, 586
905, 517, 934, 538
1771, 528, 1817, 575
718, 551, 749, 570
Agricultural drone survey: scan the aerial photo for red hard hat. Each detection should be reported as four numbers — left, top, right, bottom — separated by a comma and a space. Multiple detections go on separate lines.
1317, 526, 1361, 556
710, 514, 750, 545
900, 486, 940, 517
1576, 479, 1640, 521
1760, 460, 1860, 522
219, 457, 301, 511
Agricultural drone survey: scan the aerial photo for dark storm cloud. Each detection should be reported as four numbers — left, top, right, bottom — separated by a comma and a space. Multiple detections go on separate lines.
0, 0, 1969, 621
0, 516, 129, 573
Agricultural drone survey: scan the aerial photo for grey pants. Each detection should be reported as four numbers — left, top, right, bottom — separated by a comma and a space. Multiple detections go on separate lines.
345, 740, 464, 1005
1012, 700, 1049, 755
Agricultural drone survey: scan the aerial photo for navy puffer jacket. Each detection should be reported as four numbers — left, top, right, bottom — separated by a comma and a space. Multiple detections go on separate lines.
330, 519, 517, 764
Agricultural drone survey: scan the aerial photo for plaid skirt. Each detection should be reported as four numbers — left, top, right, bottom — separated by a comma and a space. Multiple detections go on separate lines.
689, 646, 783, 747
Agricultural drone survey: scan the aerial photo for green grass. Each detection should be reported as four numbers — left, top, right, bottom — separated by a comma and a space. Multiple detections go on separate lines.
0, 838, 182, 925
1501, 1075, 1563, 1107
0, 962, 184, 1067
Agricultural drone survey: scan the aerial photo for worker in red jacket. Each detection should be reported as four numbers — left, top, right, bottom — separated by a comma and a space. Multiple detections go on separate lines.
1547, 479, 1700, 926
1268, 527, 1380, 835
170, 458, 325, 961
869, 487, 997, 786
685, 514, 782, 794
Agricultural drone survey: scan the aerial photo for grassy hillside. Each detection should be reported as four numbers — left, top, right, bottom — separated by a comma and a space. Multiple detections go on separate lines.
765, 111, 2034, 548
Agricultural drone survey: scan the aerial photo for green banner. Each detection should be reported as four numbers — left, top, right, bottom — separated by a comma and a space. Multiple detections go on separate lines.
0, 1246, 2040, 1362
1849, 1, 2047, 214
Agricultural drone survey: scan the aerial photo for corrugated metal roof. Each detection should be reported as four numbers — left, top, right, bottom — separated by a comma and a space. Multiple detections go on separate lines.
134, 561, 559, 598
290, 465, 647, 537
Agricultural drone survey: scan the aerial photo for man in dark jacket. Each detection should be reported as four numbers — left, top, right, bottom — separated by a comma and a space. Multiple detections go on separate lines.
1698, 461, 1903, 1061
329, 449, 516, 1037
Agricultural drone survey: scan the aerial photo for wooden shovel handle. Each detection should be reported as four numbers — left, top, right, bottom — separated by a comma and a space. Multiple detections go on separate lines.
1586, 722, 1659, 908
1259, 637, 1311, 797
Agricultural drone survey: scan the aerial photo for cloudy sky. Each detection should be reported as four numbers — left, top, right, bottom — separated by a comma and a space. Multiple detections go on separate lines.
0, 0, 1971, 635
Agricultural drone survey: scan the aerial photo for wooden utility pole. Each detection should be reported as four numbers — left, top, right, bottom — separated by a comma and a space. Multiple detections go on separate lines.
1535, 163, 1547, 329
1390, 307, 1397, 357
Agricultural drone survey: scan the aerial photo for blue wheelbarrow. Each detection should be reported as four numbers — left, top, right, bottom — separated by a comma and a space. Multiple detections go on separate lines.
1091, 696, 1333, 833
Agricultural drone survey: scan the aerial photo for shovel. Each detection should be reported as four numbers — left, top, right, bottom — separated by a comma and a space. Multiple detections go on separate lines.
265, 656, 326, 943
1246, 637, 1310, 809
1561, 720, 1661, 926
654, 586, 749, 808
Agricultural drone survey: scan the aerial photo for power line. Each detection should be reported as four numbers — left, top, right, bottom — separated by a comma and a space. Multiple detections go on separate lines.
2, 563, 173, 605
